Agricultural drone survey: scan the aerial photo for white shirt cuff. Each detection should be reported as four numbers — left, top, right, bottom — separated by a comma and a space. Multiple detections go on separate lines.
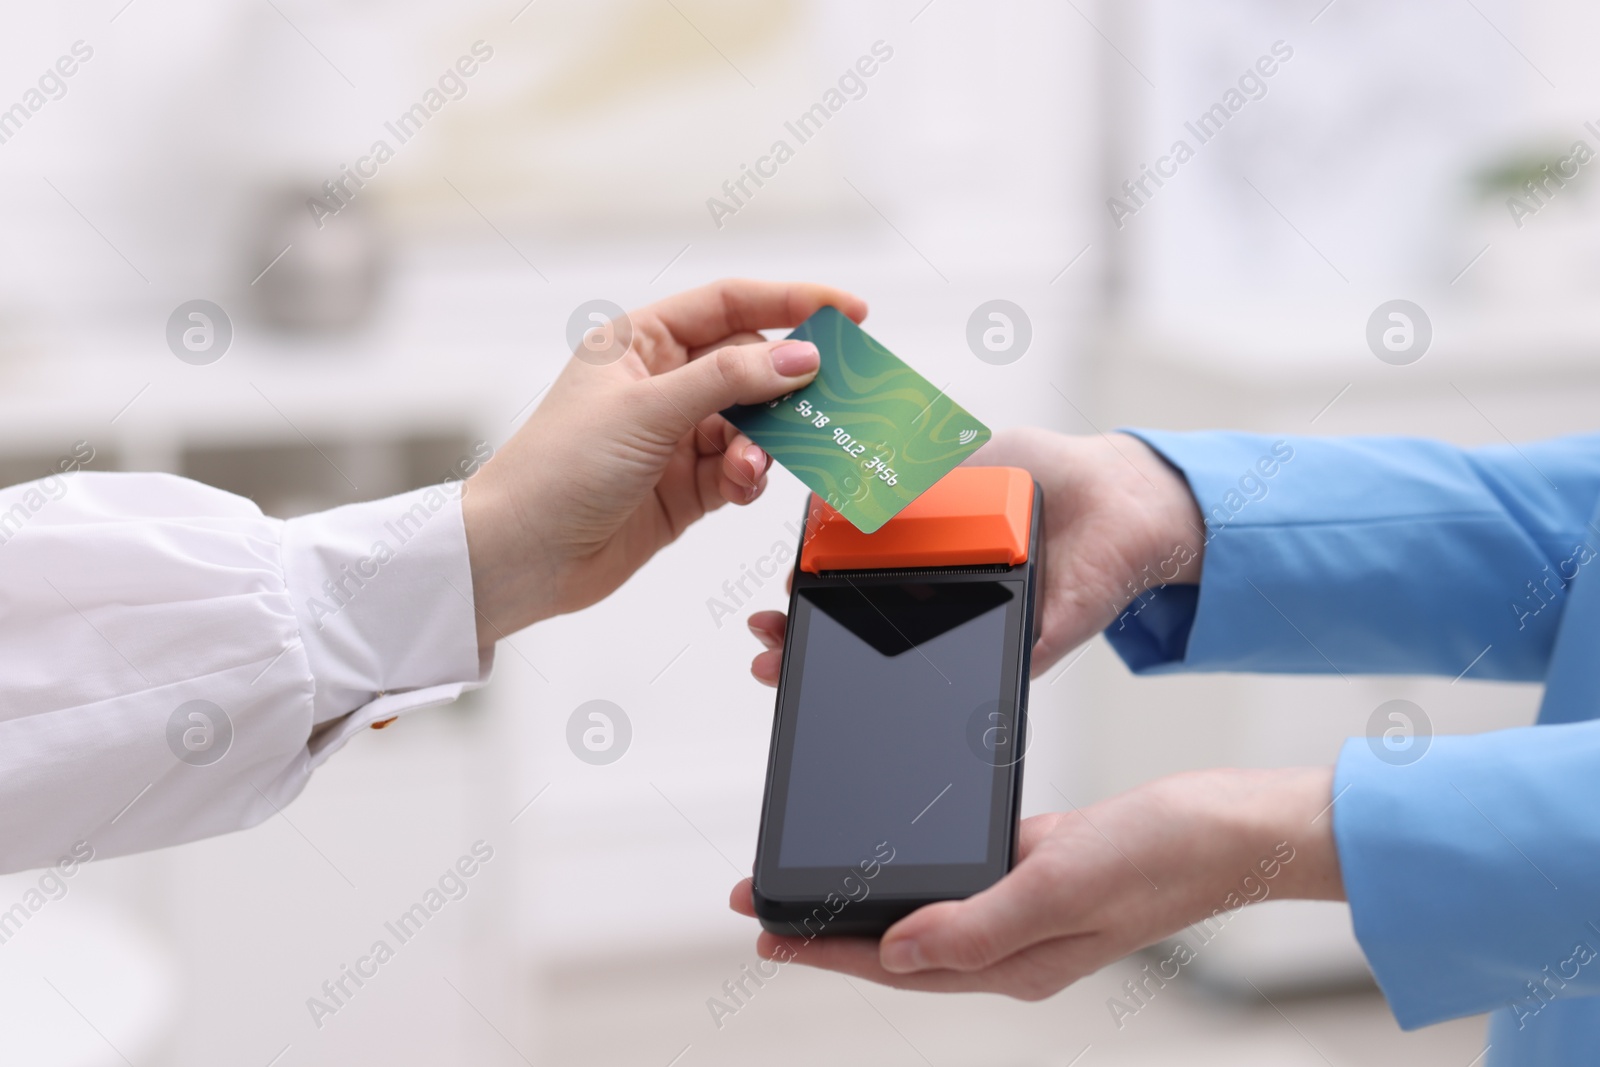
280, 483, 490, 747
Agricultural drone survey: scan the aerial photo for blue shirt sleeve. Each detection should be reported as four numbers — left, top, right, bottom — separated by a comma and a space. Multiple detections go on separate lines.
1336, 722, 1600, 1031
1097, 430, 1600, 1045
1104, 431, 1600, 681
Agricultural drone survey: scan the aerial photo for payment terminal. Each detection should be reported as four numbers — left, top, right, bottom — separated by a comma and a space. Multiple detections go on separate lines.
751, 466, 1044, 936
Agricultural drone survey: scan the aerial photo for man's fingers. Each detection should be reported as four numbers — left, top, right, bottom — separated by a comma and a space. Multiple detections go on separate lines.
641, 279, 866, 353
730, 884, 985, 992
748, 610, 786, 648
729, 883, 1029, 993
750, 648, 781, 685
872, 813, 1096, 976
878, 846, 1072, 975
755, 932, 914, 981
754, 927, 1105, 1001
643, 338, 820, 439
1016, 811, 1065, 857
748, 610, 786, 685
729, 878, 757, 917
731, 815, 1103, 999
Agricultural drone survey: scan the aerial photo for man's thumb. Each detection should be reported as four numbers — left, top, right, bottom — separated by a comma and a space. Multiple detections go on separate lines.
644, 339, 820, 430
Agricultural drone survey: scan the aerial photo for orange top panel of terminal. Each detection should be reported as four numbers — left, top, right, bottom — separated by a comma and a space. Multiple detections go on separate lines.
799, 466, 1034, 573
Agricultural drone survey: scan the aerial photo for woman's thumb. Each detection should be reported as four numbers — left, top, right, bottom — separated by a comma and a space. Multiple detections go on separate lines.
643, 339, 820, 430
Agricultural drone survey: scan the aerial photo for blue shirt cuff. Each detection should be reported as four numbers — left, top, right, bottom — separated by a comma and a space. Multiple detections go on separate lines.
1333, 720, 1600, 1030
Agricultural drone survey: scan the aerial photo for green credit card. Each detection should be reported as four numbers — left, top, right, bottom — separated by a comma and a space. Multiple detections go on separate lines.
723, 305, 991, 534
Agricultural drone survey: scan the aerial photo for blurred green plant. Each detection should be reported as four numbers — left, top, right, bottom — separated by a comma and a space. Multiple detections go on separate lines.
1472, 144, 1591, 200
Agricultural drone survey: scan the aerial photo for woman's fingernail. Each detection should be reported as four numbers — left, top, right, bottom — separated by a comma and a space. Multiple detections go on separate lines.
744, 444, 765, 477
771, 341, 820, 377
881, 939, 927, 973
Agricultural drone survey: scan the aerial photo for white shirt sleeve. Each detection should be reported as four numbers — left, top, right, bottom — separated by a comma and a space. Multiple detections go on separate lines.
0, 471, 490, 875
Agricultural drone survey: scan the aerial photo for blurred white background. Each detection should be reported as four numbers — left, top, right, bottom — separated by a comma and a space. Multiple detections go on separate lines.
3, 0, 1598, 1063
